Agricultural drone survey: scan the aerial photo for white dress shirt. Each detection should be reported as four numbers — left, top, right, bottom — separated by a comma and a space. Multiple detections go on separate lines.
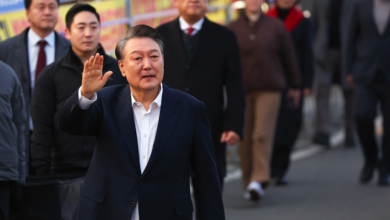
78, 84, 163, 220
179, 16, 205, 36
28, 29, 55, 130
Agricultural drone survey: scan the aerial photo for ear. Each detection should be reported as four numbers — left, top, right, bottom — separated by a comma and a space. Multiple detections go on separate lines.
118, 60, 126, 77
64, 27, 71, 40
25, 9, 30, 19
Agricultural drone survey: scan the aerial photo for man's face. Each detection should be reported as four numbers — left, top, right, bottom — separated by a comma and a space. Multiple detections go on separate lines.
276, 0, 297, 9
26, 0, 59, 32
118, 37, 164, 93
65, 11, 100, 55
244, 0, 265, 14
175, 0, 208, 21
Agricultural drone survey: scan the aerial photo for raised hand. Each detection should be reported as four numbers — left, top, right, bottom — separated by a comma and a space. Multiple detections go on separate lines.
81, 53, 113, 99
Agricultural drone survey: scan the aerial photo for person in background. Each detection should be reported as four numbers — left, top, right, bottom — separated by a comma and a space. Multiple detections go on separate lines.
228, 0, 301, 201
156, 0, 246, 188
0, 0, 70, 175
0, 61, 26, 220
300, 0, 357, 148
346, 0, 390, 186
267, 0, 314, 185
31, 3, 127, 175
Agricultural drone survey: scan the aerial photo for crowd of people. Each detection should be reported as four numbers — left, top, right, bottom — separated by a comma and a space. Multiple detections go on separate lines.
0, 0, 389, 219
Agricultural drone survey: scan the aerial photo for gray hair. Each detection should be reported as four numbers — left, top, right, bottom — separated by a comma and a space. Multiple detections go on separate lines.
115, 25, 165, 60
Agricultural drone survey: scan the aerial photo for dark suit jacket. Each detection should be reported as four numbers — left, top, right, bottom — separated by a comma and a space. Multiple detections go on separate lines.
0, 28, 70, 173
346, 0, 390, 85
60, 84, 225, 220
156, 18, 245, 178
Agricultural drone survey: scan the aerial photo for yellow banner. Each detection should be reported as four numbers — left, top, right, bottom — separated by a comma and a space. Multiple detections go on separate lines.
0, 0, 127, 52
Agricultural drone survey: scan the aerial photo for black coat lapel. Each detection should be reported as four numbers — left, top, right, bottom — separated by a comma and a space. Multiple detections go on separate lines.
112, 85, 141, 174
14, 29, 31, 88
190, 18, 218, 64
169, 18, 189, 64
54, 31, 69, 59
141, 84, 181, 178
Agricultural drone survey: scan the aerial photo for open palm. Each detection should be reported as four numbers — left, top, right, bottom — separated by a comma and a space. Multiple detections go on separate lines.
81, 53, 113, 99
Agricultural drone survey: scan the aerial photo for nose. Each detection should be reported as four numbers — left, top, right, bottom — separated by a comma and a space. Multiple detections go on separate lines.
43, 6, 51, 15
143, 57, 152, 70
84, 27, 92, 37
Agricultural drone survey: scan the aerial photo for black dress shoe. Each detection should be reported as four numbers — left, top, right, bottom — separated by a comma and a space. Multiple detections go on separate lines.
360, 164, 376, 183
312, 132, 330, 148
378, 175, 390, 186
275, 176, 288, 186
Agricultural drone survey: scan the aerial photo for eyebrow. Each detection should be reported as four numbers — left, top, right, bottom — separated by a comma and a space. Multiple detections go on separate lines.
75, 22, 99, 26
130, 49, 159, 54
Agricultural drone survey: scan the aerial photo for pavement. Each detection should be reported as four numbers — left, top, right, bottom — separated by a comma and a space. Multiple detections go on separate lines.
223, 145, 390, 220
222, 88, 390, 220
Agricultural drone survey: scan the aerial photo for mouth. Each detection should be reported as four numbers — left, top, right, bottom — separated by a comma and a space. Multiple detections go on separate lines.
82, 41, 93, 44
142, 75, 155, 79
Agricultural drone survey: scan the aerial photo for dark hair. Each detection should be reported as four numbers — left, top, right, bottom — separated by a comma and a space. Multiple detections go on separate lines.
115, 25, 165, 60
25, 0, 59, 10
65, 3, 100, 30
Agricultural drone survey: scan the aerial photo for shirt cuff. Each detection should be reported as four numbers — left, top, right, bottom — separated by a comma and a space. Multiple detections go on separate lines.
78, 87, 97, 110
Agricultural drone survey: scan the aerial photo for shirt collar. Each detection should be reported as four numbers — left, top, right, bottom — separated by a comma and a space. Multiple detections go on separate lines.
131, 83, 163, 108
179, 16, 205, 32
28, 28, 55, 47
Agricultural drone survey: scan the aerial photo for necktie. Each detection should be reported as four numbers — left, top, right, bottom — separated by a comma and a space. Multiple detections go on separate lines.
36, 40, 47, 79
187, 27, 195, 36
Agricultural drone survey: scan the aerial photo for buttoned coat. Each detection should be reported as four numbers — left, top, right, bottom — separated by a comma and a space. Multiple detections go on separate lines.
60, 84, 225, 220
156, 18, 246, 179
346, 0, 390, 84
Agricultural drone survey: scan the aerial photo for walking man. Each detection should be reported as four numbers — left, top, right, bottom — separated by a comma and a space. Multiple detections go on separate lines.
156, 0, 246, 187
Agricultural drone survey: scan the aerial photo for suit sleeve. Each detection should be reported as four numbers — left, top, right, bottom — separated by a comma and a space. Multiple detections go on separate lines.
60, 89, 103, 136
191, 103, 225, 220
11, 75, 26, 184
31, 67, 57, 174
223, 31, 246, 139
302, 19, 315, 89
279, 24, 301, 88
345, 3, 360, 76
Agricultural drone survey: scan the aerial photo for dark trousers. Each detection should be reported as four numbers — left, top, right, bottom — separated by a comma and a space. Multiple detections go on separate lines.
315, 49, 355, 139
355, 71, 390, 177
0, 181, 10, 220
271, 89, 304, 178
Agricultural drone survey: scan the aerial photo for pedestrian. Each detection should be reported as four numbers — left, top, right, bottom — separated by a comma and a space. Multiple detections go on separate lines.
156, 0, 246, 188
0, 61, 26, 220
346, 0, 390, 186
267, 0, 314, 185
300, 0, 358, 148
228, 0, 301, 201
31, 3, 128, 175
0, 0, 70, 175
60, 25, 225, 220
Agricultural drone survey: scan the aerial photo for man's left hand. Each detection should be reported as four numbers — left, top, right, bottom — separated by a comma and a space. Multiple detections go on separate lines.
220, 131, 240, 145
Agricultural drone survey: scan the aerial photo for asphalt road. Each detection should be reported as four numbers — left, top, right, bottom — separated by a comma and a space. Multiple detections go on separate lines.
223, 146, 390, 220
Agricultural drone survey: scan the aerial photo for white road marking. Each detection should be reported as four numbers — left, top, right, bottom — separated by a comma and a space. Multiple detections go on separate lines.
224, 130, 344, 183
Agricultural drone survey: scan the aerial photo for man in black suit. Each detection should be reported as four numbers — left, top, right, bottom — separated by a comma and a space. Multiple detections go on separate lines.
60, 25, 225, 220
0, 0, 70, 175
156, 0, 246, 187
31, 4, 127, 175
346, 0, 390, 185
